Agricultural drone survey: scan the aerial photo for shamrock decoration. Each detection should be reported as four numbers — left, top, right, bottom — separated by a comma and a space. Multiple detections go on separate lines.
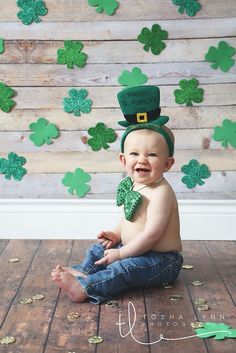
29, 117, 59, 147
87, 122, 117, 151
195, 322, 236, 340
116, 177, 142, 221
0, 152, 27, 181
174, 78, 204, 107
62, 168, 91, 197
205, 41, 236, 73
17, 0, 48, 25
213, 119, 236, 148
88, 0, 119, 15
172, 0, 201, 17
57, 41, 88, 69
181, 159, 211, 189
118, 67, 148, 89
0, 38, 4, 54
137, 24, 168, 55
63, 88, 92, 117
0, 82, 16, 113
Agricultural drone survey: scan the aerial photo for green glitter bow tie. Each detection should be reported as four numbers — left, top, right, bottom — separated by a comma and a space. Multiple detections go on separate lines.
116, 177, 142, 221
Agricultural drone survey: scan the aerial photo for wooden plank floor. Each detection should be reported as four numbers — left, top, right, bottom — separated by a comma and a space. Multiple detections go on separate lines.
0, 240, 235, 353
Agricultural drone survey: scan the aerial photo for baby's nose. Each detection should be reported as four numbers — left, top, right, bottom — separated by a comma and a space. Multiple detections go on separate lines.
137, 155, 147, 163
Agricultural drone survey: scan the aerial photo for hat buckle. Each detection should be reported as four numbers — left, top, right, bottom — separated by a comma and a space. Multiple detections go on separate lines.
137, 112, 148, 123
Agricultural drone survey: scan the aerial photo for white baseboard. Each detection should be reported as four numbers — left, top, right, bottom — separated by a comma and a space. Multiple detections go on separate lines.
0, 199, 235, 240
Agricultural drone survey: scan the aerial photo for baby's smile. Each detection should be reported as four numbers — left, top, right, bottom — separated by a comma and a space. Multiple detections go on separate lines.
135, 167, 151, 176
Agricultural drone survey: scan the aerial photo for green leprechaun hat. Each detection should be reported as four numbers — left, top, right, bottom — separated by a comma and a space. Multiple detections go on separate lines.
117, 85, 174, 156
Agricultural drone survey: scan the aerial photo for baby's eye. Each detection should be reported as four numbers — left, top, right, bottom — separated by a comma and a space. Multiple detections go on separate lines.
148, 153, 157, 157
129, 152, 138, 156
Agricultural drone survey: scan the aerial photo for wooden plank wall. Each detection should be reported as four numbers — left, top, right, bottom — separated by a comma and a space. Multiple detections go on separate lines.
0, 0, 236, 199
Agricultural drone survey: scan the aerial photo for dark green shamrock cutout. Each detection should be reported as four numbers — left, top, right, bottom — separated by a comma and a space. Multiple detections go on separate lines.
17, 0, 48, 25
213, 119, 236, 148
205, 41, 236, 73
57, 41, 88, 69
29, 117, 59, 147
174, 78, 204, 107
195, 322, 236, 340
0, 82, 16, 113
63, 88, 92, 117
137, 24, 168, 55
116, 177, 142, 221
0, 152, 27, 181
88, 0, 119, 15
172, 0, 201, 17
0, 38, 5, 54
62, 168, 91, 197
118, 67, 148, 89
181, 159, 211, 189
87, 122, 117, 151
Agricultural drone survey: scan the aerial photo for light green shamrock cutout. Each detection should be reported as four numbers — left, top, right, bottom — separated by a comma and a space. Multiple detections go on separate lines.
63, 88, 92, 117
17, 0, 48, 25
195, 322, 236, 340
118, 67, 148, 89
172, 0, 201, 17
205, 41, 236, 73
174, 78, 204, 107
87, 122, 117, 151
137, 24, 168, 55
181, 159, 211, 189
0, 152, 27, 181
0, 38, 5, 54
29, 117, 59, 147
57, 41, 88, 69
62, 168, 91, 197
213, 119, 236, 148
88, 0, 119, 15
0, 82, 16, 113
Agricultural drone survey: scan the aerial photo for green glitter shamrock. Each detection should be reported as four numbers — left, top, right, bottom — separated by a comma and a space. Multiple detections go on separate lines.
87, 122, 117, 151
174, 78, 204, 107
137, 24, 168, 55
172, 0, 201, 17
57, 41, 88, 69
17, 0, 48, 25
0, 82, 16, 113
0, 38, 4, 54
63, 88, 92, 117
118, 67, 148, 89
62, 168, 91, 197
205, 41, 236, 73
88, 0, 119, 15
195, 322, 236, 340
181, 159, 211, 189
29, 117, 59, 147
0, 152, 27, 181
213, 119, 236, 148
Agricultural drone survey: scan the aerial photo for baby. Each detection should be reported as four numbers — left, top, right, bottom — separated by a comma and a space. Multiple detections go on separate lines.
51, 85, 183, 304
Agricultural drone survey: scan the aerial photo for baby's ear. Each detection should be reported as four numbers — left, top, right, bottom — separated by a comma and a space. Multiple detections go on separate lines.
164, 157, 175, 172
119, 153, 126, 166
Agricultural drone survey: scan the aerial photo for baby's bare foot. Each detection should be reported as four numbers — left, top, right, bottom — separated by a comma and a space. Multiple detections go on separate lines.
51, 265, 87, 280
56, 272, 88, 302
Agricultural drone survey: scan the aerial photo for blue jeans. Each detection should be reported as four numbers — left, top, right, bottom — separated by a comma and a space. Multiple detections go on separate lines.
72, 242, 183, 304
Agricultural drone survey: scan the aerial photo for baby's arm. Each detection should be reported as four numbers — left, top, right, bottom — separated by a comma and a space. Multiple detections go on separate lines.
97, 217, 123, 249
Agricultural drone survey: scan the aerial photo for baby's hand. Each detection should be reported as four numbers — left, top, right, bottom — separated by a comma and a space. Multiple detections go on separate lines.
95, 248, 121, 266
97, 231, 120, 249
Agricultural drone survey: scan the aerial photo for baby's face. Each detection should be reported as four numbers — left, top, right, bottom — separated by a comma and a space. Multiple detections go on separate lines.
120, 129, 174, 185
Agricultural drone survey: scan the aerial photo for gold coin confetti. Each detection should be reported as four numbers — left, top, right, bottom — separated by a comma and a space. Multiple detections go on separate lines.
67, 311, 81, 320
197, 304, 210, 311
0, 336, 16, 345
105, 301, 119, 308
88, 336, 103, 344
182, 264, 194, 270
19, 297, 33, 304
169, 294, 182, 301
194, 298, 208, 305
8, 257, 20, 263
32, 294, 45, 301
190, 280, 204, 286
190, 322, 203, 329
163, 284, 174, 289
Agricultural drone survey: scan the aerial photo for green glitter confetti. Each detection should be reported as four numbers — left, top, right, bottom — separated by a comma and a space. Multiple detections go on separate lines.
181, 159, 211, 189
17, 0, 48, 25
0, 38, 5, 54
57, 40, 88, 69
87, 122, 117, 151
137, 23, 168, 55
0, 82, 16, 113
63, 88, 92, 117
172, 0, 201, 17
174, 78, 204, 107
0, 152, 27, 181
